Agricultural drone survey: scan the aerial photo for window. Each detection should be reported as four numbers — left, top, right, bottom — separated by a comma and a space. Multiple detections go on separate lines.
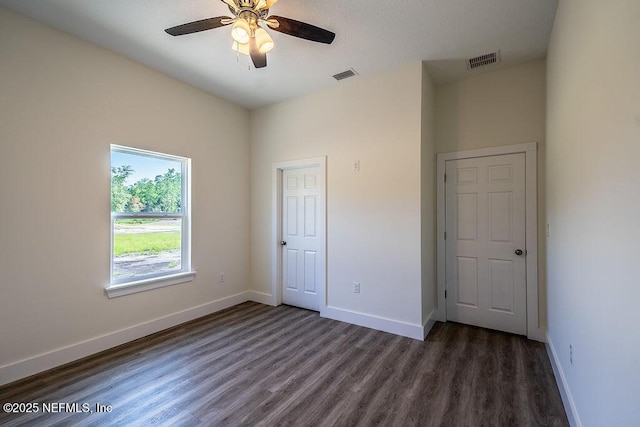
107, 145, 194, 297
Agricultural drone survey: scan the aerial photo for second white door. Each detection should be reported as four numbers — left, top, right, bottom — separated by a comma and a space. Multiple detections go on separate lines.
445, 153, 527, 335
281, 166, 322, 311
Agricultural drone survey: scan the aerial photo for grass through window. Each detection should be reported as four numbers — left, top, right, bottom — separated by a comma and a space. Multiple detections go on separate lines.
114, 232, 180, 256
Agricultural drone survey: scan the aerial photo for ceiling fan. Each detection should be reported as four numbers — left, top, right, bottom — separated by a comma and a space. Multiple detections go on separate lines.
165, 0, 335, 69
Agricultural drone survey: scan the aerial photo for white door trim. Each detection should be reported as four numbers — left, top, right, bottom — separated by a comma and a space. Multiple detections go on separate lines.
272, 156, 327, 314
436, 142, 542, 341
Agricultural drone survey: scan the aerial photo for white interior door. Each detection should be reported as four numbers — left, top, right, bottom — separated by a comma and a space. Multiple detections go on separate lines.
445, 153, 527, 335
281, 166, 322, 311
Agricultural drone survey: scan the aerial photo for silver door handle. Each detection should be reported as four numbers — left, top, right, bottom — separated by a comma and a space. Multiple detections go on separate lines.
515, 249, 524, 256
280, 241, 287, 246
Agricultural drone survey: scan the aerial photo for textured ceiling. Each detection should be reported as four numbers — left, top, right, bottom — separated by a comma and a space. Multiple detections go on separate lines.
0, 0, 558, 109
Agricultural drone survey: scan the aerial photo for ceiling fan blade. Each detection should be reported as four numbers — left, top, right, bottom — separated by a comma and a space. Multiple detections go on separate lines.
165, 17, 231, 36
267, 16, 335, 44
249, 36, 267, 68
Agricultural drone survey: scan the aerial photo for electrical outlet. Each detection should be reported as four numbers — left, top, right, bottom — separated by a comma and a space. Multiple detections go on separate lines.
353, 160, 360, 172
569, 344, 573, 365
219, 273, 225, 283
353, 281, 360, 293
546, 223, 550, 237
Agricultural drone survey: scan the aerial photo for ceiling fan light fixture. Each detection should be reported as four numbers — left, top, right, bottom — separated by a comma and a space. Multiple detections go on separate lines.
232, 40, 250, 56
231, 19, 251, 44
255, 27, 274, 53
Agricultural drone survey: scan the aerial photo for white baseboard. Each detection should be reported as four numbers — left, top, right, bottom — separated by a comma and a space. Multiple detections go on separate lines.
0, 292, 251, 387
321, 306, 424, 340
546, 334, 582, 427
247, 291, 275, 306
422, 310, 437, 339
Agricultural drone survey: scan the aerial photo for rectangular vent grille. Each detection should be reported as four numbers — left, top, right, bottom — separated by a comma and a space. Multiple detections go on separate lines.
333, 68, 358, 81
467, 51, 500, 70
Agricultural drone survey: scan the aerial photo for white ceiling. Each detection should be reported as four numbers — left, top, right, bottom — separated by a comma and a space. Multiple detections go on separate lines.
0, 0, 558, 109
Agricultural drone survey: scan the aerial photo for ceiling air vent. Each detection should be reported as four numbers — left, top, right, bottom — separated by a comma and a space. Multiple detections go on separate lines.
467, 51, 500, 70
333, 68, 358, 81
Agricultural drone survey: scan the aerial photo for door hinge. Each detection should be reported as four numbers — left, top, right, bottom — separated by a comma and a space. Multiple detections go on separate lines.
445, 290, 447, 299
444, 174, 447, 182
444, 231, 447, 240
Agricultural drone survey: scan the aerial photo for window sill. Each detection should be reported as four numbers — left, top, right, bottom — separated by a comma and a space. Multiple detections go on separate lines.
105, 271, 196, 298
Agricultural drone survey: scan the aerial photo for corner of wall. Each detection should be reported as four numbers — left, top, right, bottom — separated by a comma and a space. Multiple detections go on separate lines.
420, 63, 438, 326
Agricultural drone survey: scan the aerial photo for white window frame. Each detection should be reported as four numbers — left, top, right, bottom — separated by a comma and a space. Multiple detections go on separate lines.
106, 145, 195, 298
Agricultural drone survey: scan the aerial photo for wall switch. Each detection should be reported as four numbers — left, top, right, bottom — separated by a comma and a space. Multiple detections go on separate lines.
353, 282, 360, 293
219, 273, 225, 283
353, 160, 360, 172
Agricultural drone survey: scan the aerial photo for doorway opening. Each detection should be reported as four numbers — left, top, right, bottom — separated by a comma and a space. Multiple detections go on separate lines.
436, 143, 541, 340
271, 157, 327, 313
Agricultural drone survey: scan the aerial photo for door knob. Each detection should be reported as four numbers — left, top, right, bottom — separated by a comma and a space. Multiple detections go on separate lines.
515, 249, 523, 256
280, 241, 287, 246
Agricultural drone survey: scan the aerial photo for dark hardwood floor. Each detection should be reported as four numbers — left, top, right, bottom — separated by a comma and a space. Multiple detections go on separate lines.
0, 302, 568, 426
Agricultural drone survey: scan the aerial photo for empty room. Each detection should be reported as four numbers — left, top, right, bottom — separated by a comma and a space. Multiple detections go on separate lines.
0, 0, 638, 426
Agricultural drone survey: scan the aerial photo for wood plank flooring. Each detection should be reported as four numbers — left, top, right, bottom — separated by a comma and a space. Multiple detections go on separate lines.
0, 302, 568, 426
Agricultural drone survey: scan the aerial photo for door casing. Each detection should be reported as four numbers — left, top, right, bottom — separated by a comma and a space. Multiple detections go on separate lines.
436, 142, 542, 341
272, 156, 327, 313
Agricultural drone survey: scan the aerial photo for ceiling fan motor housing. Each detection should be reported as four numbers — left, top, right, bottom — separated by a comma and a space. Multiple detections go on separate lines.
229, 0, 269, 21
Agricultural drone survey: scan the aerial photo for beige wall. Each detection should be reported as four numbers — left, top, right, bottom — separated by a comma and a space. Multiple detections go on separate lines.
0, 8, 250, 372
434, 60, 547, 328
250, 63, 425, 327
435, 60, 546, 153
546, 0, 640, 425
